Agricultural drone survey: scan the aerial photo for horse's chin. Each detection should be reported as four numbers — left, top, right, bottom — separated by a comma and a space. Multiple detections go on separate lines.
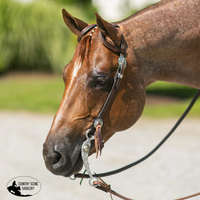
63, 145, 96, 177
63, 153, 83, 177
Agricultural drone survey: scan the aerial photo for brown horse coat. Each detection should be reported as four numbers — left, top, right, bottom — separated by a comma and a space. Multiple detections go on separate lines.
43, 0, 200, 177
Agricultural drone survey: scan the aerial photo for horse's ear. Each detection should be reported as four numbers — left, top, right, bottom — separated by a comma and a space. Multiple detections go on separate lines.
95, 12, 121, 47
62, 9, 88, 36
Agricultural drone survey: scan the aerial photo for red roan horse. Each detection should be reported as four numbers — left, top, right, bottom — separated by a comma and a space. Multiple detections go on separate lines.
43, 0, 200, 179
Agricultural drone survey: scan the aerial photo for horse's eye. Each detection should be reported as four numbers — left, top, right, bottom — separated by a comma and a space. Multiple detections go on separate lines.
96, 77, 108, 87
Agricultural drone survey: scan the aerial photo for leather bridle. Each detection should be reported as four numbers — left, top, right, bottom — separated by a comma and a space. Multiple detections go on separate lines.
78, 23, 127, 159
73, 23, 131, 199
69, 23, 200, 200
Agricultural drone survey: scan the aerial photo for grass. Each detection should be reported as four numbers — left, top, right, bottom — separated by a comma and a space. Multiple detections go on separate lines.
143, 102, 200, 118
144, 82, 200, 118
0, 74, 64, 114
0, 74, 200, 118
146, 81, 199, 98
0, 0, 94, 73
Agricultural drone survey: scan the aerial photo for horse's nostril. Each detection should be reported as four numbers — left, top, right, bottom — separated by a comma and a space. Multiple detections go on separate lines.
52, 150, 67, 171
53, 152, 62, 165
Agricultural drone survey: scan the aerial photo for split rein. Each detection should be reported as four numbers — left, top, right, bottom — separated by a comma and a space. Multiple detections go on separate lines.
69, 24, 200, 200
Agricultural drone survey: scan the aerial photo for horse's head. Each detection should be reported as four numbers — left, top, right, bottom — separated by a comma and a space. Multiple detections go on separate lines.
43, 9, 146, 177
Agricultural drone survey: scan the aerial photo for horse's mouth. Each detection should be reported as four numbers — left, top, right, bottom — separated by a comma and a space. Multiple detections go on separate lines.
63, 153, 83, 177
63, 142, 96, 177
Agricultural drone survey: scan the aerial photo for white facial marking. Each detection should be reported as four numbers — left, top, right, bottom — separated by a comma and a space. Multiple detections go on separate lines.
53, 59, 82, 126
68, 59, 82, 91
59, 59, 82, 113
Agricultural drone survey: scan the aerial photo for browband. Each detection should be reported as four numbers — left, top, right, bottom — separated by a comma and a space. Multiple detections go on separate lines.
77, 23, 126, 54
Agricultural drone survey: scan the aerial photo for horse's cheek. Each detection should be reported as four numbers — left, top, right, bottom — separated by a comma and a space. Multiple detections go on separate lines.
108, 90, 145, 132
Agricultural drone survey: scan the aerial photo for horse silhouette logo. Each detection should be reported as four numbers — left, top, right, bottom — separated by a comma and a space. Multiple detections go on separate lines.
7, 181, 31, 197
7, 176, 41, 197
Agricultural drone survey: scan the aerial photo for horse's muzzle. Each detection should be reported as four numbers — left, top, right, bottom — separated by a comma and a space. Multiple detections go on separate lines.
43, 137, 83, 177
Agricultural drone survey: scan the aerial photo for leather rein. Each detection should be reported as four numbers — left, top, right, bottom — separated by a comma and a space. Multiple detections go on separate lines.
69, 23, 200, 200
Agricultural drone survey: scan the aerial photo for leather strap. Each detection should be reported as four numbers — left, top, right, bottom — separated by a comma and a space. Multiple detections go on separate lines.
175, 192, 200, 200
93, 178, 133, 200
77, 21, 127, 144
76, 23, 129, 200
77, 23, 126, 54
94, 124, 104, 158
77, 24, 97, 42
99, 33, 126, 54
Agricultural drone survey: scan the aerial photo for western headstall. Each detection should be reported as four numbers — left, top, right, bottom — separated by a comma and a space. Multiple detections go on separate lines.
69, 23, 200, 200
73, 23, 131, 199
77, 23, 127, 161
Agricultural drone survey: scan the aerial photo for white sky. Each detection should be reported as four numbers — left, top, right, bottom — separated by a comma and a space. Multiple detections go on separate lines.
14, 0, 160, 21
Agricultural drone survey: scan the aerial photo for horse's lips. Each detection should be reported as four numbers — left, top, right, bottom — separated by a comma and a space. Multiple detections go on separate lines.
64, 153, 83, 177
63, 143, 95, 177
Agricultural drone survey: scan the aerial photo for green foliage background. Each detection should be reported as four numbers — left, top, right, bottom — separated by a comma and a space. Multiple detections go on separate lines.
0, 0, 96, 73
0, 0, 199, 117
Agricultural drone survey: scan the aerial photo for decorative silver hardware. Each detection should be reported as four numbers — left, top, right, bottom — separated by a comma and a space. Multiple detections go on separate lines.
118, 55, 127, 68
81, 130, 99, 187
116, 55, 127, 80
117, 73, 123, 79
83, 144, 90, 152
89, 27, 97, 38
93, 118, 103, 128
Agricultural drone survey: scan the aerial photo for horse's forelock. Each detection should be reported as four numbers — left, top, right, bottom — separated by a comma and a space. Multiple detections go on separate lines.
76, 36, 92, 65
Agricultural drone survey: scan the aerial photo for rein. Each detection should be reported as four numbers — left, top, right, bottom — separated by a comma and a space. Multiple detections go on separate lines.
70, 23, 200, 200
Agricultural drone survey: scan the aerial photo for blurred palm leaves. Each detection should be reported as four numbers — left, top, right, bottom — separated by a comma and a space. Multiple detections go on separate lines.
0, 0, 94, 73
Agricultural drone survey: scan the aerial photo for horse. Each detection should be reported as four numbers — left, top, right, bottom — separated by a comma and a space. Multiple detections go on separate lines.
43, 0, 200, 178
7, 186, 21, 196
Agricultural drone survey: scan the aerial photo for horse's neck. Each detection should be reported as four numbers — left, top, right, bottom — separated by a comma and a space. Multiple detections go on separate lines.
122, 0, 200, 89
